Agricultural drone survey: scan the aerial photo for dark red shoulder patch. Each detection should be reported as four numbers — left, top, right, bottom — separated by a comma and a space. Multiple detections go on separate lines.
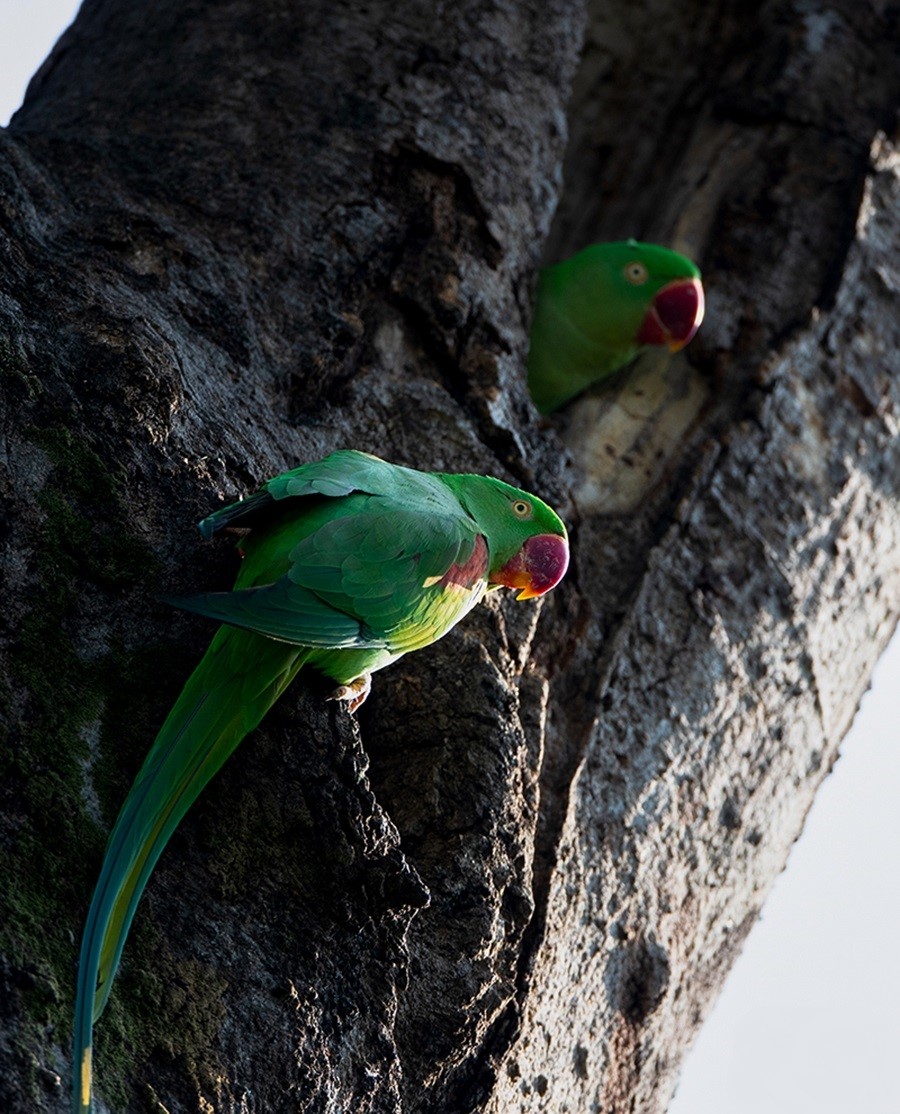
439, 534, 489, 589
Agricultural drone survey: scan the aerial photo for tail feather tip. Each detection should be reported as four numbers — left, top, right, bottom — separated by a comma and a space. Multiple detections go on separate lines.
79, 1045, 92, 1111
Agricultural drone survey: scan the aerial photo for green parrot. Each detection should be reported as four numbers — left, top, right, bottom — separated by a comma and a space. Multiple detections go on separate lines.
72, 449, 568, 1113
527, 240, 705, 413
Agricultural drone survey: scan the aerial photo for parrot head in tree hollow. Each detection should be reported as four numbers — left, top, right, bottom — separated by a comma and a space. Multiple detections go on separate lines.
527, 240, 705, 413
72, 449, 568, 1113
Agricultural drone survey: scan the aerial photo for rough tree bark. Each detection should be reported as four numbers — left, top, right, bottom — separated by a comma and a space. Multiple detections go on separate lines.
0, 1, 897, 1112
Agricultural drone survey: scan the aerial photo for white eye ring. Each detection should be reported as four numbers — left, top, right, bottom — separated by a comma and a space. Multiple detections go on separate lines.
511, 499, 532, 519
624, 261, 649, 285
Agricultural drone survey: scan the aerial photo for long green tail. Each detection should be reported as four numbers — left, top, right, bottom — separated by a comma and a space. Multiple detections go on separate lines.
73, 626, 306, 1113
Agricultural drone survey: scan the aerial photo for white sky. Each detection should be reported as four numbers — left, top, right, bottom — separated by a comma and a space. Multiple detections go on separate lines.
670, 631, 900, 1114
3, 4, 899, 1111
1, 0, 82, 126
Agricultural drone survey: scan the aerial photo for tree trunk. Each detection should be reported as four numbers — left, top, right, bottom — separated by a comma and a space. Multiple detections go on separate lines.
0, 1, 897, 1112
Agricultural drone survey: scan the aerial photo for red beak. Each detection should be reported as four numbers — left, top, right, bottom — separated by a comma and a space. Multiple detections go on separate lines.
492, 534, 569, 600
637, 276, 704, 352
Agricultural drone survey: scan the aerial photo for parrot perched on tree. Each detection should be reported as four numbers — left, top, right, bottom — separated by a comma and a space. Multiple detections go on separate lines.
72, 449, 569, 1113
526, 240, 705, 413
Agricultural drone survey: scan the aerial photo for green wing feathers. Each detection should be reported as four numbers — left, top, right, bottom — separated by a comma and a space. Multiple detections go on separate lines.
73, 628, 305, 1112
199, 449, 464, 538
161, 582, 383, 647
182, 491, 480, 652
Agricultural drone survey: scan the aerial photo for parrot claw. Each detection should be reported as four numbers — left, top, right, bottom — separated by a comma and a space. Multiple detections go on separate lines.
327, 674, 372, 713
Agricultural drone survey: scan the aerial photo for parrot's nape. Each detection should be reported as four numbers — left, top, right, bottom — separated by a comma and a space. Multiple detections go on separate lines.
527, 239, 705, 413
72, 449, 568, 1113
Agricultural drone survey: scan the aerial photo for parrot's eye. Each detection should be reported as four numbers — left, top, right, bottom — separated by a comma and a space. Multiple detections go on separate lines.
511, 499, 533, 519
624, 261, 649, 285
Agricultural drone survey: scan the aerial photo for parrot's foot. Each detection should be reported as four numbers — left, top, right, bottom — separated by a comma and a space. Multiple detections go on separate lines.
327, 674, 372, 714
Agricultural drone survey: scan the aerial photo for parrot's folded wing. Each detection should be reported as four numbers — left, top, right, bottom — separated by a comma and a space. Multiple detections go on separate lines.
188, 481, 483, 649
199, 449, 461, 538
162, 582, 389, 647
